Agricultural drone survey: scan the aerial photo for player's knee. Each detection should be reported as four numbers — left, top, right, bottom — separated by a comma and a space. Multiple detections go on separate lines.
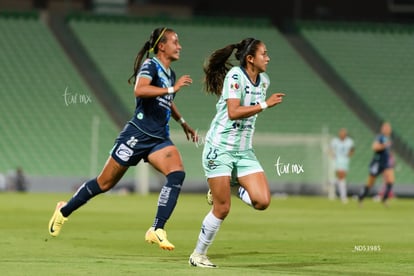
214, 204, 230, 219
252, 198, 271, 210
166, 171, 186, 189
97, 177, 118, 192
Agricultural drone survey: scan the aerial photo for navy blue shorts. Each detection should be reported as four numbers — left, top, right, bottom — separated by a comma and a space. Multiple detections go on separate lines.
369, 158, 392, 177
110, 123, 174, 167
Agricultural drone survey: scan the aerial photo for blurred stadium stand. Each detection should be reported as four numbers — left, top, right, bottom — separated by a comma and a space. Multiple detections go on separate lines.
294, 20, 414, 165
0, 13, 119, 182
0, 0, 413, 196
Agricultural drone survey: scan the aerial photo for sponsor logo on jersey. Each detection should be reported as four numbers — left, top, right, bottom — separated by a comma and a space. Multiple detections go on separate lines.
115, 143, 133, 162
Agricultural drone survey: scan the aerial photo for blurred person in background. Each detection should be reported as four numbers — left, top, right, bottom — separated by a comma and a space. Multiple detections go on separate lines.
0, 171, 6, 191
6, 167, 29, 192
14, 167, 28, 192
358, 121, 395, 206
329, 128, 355, 203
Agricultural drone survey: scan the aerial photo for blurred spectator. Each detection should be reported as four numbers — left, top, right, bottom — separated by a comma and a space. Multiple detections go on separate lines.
0, 172, 6, 191
12, 167, 29, 192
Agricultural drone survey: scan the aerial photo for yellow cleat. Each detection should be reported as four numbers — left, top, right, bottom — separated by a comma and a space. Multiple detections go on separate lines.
48, 201, 68, 237
145, 227, 175, 251
206, 189, 213, 205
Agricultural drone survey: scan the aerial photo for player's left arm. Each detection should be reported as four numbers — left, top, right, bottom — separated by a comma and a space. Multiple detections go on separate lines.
227, 93, 285, 120
134, 76, 170, 98
171, 102, 198, 142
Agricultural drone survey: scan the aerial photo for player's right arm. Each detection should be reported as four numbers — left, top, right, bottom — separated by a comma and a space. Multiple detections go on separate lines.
372, 136, 390, 152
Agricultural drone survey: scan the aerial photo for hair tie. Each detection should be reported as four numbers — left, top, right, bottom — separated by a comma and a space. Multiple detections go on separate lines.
149, 28, 167, 53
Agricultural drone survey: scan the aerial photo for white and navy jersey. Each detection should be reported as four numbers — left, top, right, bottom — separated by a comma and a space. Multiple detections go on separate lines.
331, 136, 354, 162
205, 66, 270, 151
129, 57, 176, 139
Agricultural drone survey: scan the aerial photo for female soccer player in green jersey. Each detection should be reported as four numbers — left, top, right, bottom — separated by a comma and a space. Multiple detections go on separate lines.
189, 38, 285, 268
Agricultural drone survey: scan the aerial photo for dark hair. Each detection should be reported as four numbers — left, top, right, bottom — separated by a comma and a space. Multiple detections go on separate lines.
128, 27, 173, 85
203, 38, 261, 96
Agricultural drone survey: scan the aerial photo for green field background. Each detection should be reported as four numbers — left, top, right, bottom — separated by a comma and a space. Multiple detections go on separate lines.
1, 193, 413, 275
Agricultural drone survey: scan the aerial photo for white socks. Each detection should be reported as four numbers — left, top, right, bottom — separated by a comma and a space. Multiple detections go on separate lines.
193, 187, 253, 255
195, 211, 223, 255
338, 179, 348, 203
237, 186, 252, 206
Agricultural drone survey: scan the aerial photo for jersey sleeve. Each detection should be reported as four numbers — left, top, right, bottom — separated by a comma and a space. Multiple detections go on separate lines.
222, 70, 242, 100
137, 58, 156, 80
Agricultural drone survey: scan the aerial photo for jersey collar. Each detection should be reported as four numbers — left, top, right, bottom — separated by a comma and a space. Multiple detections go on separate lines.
153, 57, 171, 77
240, 66, 261, 87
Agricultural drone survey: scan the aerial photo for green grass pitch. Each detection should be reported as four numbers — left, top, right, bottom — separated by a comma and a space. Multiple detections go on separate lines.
0, 192, 413, 275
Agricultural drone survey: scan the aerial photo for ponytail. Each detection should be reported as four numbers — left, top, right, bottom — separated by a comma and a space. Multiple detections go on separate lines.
128, 41, 150, 85
203, 43, 238, 96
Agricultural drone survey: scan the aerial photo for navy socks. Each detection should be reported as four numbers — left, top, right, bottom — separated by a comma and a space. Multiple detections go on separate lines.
152, 171, 185, 229
59, 171, 185, 228
60, 178, 103, 217
358, 186, 370, 201
382, 183, 393, 201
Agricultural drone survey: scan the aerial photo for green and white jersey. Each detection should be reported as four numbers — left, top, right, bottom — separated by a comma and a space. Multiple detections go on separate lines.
205, 66, 270, 151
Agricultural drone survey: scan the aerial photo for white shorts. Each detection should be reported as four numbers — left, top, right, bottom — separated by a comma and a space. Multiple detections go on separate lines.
202, 141, 264, 179
334, 158, 350, 171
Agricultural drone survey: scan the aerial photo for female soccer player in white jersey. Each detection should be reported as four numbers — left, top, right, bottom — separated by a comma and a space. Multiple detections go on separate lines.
48, 27, 197, 251
188, 38, 285, 268
329, 128, 355, 203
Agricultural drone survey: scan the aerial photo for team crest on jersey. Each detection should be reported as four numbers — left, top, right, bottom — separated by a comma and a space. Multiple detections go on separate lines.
207, 160, 217, 170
